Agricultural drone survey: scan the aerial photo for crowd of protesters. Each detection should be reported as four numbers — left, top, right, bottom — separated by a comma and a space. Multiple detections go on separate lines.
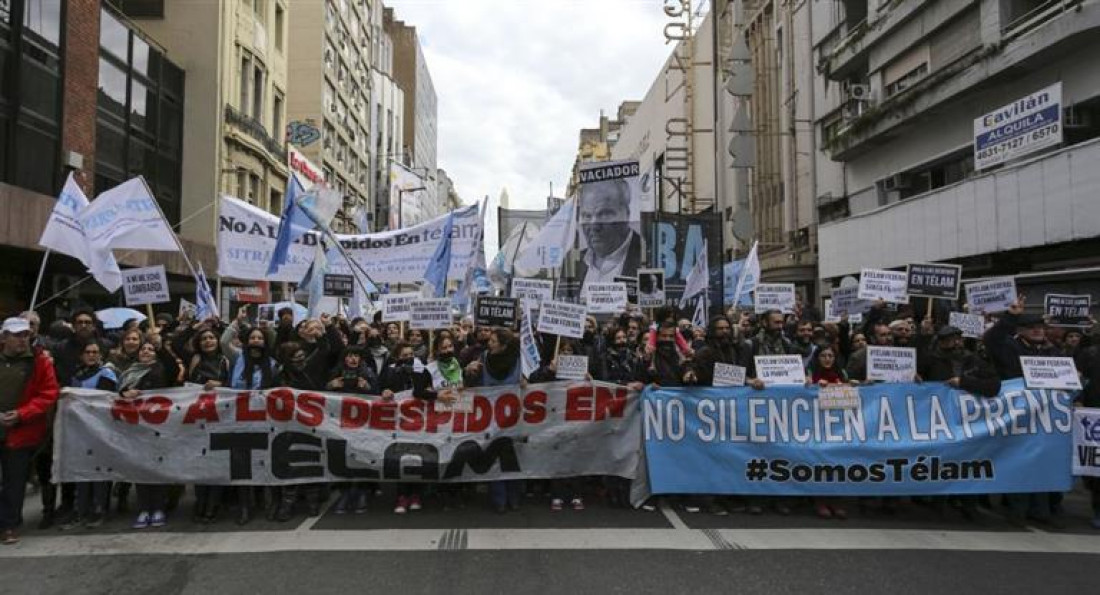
0, 294, 1098, 545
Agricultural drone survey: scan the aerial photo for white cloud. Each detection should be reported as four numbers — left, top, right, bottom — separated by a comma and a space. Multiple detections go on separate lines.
387, 0, 673, 211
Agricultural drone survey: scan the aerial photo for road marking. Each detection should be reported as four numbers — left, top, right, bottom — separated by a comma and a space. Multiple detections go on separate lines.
1, 527, 1099, 557
294, 493, 335, 533
659, 502, 688, 531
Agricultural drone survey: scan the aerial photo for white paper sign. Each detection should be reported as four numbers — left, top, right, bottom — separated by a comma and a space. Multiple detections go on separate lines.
1020, 356, 1082, 390
949, 312, 985, 339
381, 292, 418, 322
537, 300, 587, 338
713, 363, 746, 387
858, 268, 910, 304
831, 286, 872, 316
753, 355, 805, 387
1073, 408, 1100, 478
557, 355, 589, 381
583, 282, 628, 314
964, 277, 1017, 314
818, 385, 861, 410
409, 298, 451, 330
867, 346, 917, 383
754, 283, 796, 314
122, 265, 169, 306
511, 278, 554, 310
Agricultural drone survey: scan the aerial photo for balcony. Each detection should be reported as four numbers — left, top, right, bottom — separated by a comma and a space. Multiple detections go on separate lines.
224, 104, 288, 163
818, 137, 1100, 278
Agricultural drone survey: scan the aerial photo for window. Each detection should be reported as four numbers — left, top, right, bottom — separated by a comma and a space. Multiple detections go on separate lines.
274, 4, 285, 51
252, 0, 264, 21
23, 0, 61, 46
270, 189, 282, 215
252, 62, 264, 121
240, 51, 252, 113
323, 80, 335, 113
100, 6, 129, 60
273, 90, 284, 142
248, 172, 261, 205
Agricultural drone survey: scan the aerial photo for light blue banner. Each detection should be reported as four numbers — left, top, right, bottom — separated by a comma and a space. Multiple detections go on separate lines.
643, 380, 1074, 496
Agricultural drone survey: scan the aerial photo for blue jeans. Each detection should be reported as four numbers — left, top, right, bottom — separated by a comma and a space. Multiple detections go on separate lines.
490, 480, 524, 509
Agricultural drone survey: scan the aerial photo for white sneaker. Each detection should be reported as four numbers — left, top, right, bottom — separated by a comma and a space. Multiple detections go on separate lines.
132, 512, 150, 529
550, 498, 564, 511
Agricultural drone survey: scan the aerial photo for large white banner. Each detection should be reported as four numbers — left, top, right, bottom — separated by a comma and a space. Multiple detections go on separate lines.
54, 383, 640, 485
218, 196, 481, 284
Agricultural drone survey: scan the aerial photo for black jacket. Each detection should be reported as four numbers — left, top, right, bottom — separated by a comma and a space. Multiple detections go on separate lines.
692, 339, 752, 386
918, 343, 1001, 398
983, 312, 1059, 379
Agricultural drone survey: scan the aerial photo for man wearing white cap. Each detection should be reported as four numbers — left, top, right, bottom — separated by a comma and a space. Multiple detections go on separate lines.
0, 317, 60, 545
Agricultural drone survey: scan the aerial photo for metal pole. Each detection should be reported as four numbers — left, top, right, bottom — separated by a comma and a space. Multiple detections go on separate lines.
140, 176, 202, 281
29, 249, 52, 311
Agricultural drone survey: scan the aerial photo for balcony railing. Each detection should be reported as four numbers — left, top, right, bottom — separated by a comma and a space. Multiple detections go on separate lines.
1002, 0, 1083, 42
224, 104, 287, 163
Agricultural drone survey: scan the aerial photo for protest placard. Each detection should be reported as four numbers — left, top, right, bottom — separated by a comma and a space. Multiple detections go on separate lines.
1073, 408, 1100, 478
615, 275, 638, 305
322, 274, 355, 298
475, 296, 518, 329
867, 346, 917, 383
858, 268, 910, 304
830, 286, 872, 316
122, 265, 169, 307
906, 263, 962, 300
257, 304, 275, 323
537, 300, 587, 338
637, 268, 665, 308
409, 299, 451, 330
818, 385, 861, 410
713, 363, 746, 387
964, 277, 1017, 314
753, 355, 805, 387
949, 311, 985, 339
1021, 356, 1083, 390
381, 292, 418, 322
584, 282, 628, 314
754, 283, 796, 314
557, 355, 589, 381
511, 278, 554, 310
1045, 294, 1091, 327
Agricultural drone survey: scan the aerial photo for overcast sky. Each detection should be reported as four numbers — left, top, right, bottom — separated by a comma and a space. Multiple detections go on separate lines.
387, 0, 676, 211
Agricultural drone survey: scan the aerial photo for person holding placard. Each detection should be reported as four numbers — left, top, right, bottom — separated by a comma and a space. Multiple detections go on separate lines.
806, 345, 852, 520
691, 316, 751, 388
644, 323, 692, 387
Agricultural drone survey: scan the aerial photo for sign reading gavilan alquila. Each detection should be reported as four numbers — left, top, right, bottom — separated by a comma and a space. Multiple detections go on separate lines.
974, 82, 1062, 171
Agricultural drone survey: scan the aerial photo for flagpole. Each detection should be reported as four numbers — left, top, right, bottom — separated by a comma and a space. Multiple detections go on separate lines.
29, 249, 52, 311
139, 176, 202, 282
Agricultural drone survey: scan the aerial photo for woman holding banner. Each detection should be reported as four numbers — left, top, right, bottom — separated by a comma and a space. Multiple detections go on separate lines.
63, 339, 118, 529
381, 342, 429, 514
412, 336, 463, 510
464, 329, 523, 513
118, 341, 170, 530
187, 329, 230, 524
224, 323, 279, 525
806, 346, 852, 520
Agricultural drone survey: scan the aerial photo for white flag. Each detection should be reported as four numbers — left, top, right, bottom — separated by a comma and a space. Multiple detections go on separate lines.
678, 240, 709, 308
38, 173, 123, 293
519, 300, 541, 378
78, 177, 179, 253
733, 240, 760, 307
692, 295, 707, 329
514, 197, 576, 270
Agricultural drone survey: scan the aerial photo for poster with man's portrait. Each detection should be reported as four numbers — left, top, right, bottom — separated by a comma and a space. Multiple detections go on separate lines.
564, 160, 644, 298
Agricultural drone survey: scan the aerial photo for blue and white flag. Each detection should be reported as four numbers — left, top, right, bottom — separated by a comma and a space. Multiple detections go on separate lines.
194, 264, 219, 320
301, 241, 332, 319
691, 295, 707, 329
514, 197, 575, 270
267, 174, 311, 276
453, 198, 489, 311
679, 240, 709, 308
422, 211, 455, 298
732, 240, 760, 307
38, 173, 123, 292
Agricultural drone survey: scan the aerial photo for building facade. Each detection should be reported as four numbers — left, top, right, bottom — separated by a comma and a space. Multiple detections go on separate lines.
813, 0, 1100, 302
383, 7, 437, 210
567, 101, 640, 197
132, 0, 290, 244
369, 2, 405, 231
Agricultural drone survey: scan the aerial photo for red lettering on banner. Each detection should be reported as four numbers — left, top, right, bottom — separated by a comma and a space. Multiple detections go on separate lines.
369, 401, 397, 431
267, 390, 295, 422
594, 386, 629, 420
399, 399, 425, 432
340, 397, 370, 428
111, 399, 141, 424
466, 396, 493, 433
495, 393, 521, 428
296, 393, 325, 427
523, 391, 547, 424
426, 402, 452, 433
236, 392, 266, 421
565, 386, 593, 421
183, 393, 220, 424
140, 396, 172, 425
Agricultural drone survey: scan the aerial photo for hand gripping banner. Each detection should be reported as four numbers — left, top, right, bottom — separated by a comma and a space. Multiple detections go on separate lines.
641, 379, 1074, 497
54, 382, 640, 485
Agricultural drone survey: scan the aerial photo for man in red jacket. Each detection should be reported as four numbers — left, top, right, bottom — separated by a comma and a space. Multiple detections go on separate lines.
0, 317, 60, 545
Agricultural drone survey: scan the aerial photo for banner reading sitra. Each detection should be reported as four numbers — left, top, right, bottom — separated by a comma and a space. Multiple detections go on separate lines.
54, 383, 641, 485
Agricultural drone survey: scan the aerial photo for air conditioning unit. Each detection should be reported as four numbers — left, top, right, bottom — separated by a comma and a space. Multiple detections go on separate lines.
846, 83, 872, 102
842, 100, 865, 120
883, 173, 912, 191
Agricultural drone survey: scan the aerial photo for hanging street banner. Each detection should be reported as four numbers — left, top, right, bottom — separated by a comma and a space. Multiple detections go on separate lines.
1073, 408, 1100, 478
754, 283, 796, 314
217, 196, 481, 284
974, 82, 1062, 171
905, 263, 962, 300
511, 278, 554, 311
537, 300, 587, 338
949, 312, 986, 339
965, 277, 1018, 314
381, 292, 418, 322
475, 296, 518, 330
1044, 294, 1091, 327
583, 282, 628, 314
409, 299, 452, 330
858, 268, 910, 304
121, 265, 170, 307
323, 274, 355, 298
641, 379, 1074, 496
54, 382, 640, 485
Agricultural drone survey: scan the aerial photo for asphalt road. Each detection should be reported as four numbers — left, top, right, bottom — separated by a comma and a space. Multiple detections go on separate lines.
1, 482, 1097, 594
